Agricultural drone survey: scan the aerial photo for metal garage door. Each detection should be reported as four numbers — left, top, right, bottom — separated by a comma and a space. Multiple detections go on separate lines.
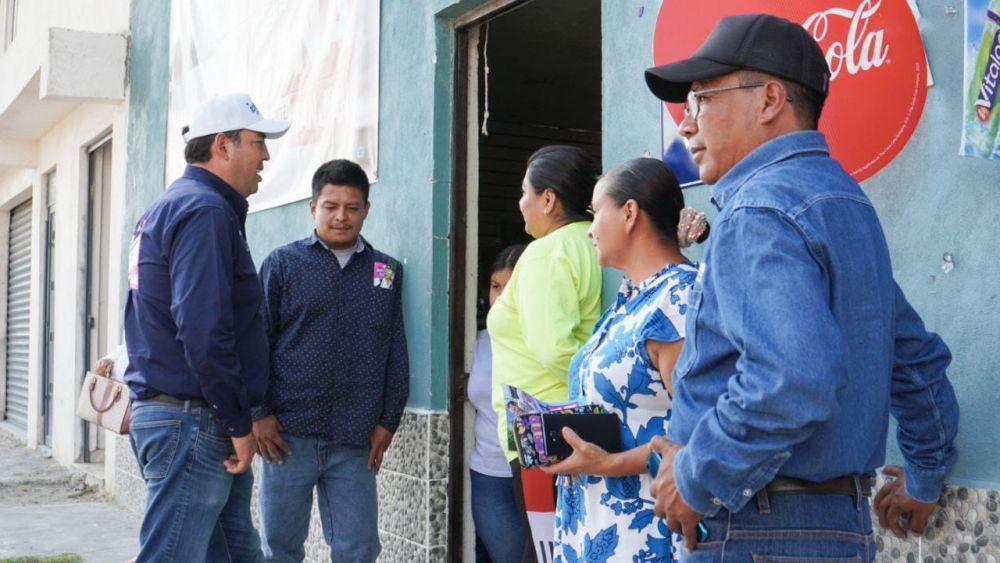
4, 200, 32, 431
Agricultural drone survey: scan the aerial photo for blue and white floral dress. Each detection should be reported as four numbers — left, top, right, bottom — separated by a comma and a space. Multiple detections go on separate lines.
554, 262, 697, 563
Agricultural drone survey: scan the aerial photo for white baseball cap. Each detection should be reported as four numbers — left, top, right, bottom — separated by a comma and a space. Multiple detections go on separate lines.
182, 93, 290, 143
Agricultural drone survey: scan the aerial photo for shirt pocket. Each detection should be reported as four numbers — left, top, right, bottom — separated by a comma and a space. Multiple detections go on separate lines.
673, 284, 702, 380
361, 285, 394, 330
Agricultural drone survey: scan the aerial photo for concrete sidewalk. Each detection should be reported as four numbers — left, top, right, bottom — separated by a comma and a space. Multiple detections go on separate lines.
0, 430, 140, 563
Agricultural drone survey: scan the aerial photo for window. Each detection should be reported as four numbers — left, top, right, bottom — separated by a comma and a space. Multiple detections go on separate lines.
2, 0, 17, 52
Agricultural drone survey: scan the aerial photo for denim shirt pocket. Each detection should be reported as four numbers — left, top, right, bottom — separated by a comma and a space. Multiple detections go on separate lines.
674, 284, 703, 380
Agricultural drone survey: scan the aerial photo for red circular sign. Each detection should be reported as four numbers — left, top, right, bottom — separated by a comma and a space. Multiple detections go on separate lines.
653, 0, 927, 183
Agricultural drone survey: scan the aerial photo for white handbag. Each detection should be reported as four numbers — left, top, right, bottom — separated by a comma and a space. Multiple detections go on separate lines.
76, 371, 132, 435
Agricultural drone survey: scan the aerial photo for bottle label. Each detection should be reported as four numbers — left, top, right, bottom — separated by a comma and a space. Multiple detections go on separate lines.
975, 12, 1000, 122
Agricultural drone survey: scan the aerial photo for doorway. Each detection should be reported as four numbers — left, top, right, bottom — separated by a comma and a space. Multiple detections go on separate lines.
82, 138, 112, 463
41, 170, 56, 446
449, 0, 601, 559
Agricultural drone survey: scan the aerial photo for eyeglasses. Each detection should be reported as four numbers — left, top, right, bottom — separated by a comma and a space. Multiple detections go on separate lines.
684, 82, 794, 120
684, 82, 766, 120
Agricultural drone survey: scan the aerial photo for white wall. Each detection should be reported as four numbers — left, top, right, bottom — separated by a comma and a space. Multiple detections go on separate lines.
0, 102, 128, 467
0, 0, 130, 476
0, 0, 129, 115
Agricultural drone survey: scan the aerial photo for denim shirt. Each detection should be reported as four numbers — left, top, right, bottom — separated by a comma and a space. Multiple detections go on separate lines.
668, 131, 959, 517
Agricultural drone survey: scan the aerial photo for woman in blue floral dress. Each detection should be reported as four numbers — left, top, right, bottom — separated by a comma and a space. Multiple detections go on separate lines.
544, 158, 706, 562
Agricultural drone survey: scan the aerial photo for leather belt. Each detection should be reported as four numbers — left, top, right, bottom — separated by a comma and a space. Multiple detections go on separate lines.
149, 394, 209, 408
765, 475, 872, 498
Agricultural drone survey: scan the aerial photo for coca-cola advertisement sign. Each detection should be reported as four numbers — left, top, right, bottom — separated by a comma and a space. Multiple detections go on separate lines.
653, 0, 927, 183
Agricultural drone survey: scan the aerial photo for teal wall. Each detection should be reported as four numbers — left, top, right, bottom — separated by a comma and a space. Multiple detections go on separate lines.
866, 2, 999, 490
122, 0, 170, 292
602, 0, 999, 489
245, 0, 495, 411
127, 0, 998, 486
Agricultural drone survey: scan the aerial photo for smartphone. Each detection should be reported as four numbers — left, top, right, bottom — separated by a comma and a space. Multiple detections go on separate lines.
543, 413, 621, 458
645, 449, 710, 543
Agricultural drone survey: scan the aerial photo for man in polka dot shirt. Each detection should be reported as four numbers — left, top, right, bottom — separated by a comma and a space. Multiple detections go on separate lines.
252, 159, 409, 562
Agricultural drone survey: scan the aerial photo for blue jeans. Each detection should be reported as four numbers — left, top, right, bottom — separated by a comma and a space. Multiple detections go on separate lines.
471, 469, 526, 563
129, 400, 262, 563
682, 487, 876, 562
258, 434, 379, 562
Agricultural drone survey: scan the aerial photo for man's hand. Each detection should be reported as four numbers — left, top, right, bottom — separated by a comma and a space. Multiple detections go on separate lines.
542, 427, 609, 476
677, 207, 709, 248
368, 425, 394, 473
253, 415, 292, 464
224, 433, 256, 474
874, 466, 939, 539
93, 359, 113, 377
648, 436, 703, 553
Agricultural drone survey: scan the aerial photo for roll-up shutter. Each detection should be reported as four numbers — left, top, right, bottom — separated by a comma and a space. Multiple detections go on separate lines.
4, 200, 32, 431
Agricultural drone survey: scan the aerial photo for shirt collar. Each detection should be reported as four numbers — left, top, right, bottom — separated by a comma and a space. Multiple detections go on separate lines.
309, 231, 367, 254
619, 261, 695, 301
710, 130, 830, 210
182, 165, 249, 225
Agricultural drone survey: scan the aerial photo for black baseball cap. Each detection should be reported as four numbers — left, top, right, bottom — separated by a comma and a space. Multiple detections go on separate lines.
645, 13, 831, 103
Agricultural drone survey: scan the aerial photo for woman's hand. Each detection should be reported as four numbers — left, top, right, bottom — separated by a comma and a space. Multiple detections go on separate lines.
93, 358, 113, 377
542, 427, 609, 476
543, 427, 650, 477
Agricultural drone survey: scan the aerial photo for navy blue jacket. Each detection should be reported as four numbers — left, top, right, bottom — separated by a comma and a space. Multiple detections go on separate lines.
123, 165, 268, 437
254, 234, 409, 445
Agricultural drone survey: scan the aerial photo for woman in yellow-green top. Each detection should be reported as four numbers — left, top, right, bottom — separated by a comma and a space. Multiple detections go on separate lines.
488, 145, 603, 563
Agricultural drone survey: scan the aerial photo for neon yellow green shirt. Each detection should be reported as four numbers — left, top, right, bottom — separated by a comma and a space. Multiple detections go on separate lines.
487, 221, 602, 461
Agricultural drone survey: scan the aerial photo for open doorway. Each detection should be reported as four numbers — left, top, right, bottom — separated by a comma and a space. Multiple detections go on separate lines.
81, 137, 113, 464
450, 0, 601, 559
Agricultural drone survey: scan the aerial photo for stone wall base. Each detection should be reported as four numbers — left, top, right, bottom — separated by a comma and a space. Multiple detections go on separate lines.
875, 476, 999, 562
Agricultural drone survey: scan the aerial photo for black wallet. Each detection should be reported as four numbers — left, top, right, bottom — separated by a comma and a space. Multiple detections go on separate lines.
543, 413, 622, 458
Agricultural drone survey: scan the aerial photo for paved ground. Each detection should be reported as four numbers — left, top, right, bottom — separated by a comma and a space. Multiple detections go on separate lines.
0, 430, 140, 563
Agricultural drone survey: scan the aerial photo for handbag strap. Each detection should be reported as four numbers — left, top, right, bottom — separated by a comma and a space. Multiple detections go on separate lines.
88, 375, 123, 413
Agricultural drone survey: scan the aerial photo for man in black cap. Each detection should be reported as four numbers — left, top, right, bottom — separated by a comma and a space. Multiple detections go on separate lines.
643, 14, 960, 560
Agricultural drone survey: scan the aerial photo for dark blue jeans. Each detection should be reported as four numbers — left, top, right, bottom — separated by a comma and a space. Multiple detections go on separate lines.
471, 469, 527, 563
682, 486, 876, 562
129, 400, 262, 563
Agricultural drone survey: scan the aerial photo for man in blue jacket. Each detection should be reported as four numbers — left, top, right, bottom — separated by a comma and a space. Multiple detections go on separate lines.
252, 159, 409, 562
643, 14, 959, 561
124, 93, 289, 562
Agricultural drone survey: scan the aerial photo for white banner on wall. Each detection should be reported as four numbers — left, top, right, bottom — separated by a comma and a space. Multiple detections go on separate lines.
167, 0, 380, 212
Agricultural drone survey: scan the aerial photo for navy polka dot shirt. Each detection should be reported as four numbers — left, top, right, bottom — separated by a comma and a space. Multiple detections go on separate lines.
253, 232, 409, 445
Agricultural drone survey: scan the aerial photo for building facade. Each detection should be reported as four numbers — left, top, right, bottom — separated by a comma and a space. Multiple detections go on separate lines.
0, 0, 129, 485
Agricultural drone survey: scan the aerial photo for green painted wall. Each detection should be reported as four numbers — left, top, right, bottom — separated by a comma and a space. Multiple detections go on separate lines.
603, 0, 999, 489
123, 0, 478, 412
245, 0, 494, 411
865, 2, 999, 490
122, 0, 170, 291
127, 0, 998, 486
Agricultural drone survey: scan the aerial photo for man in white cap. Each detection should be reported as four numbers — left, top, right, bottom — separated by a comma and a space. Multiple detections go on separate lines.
123, 93, 289, 561
643, 14, 959, 561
